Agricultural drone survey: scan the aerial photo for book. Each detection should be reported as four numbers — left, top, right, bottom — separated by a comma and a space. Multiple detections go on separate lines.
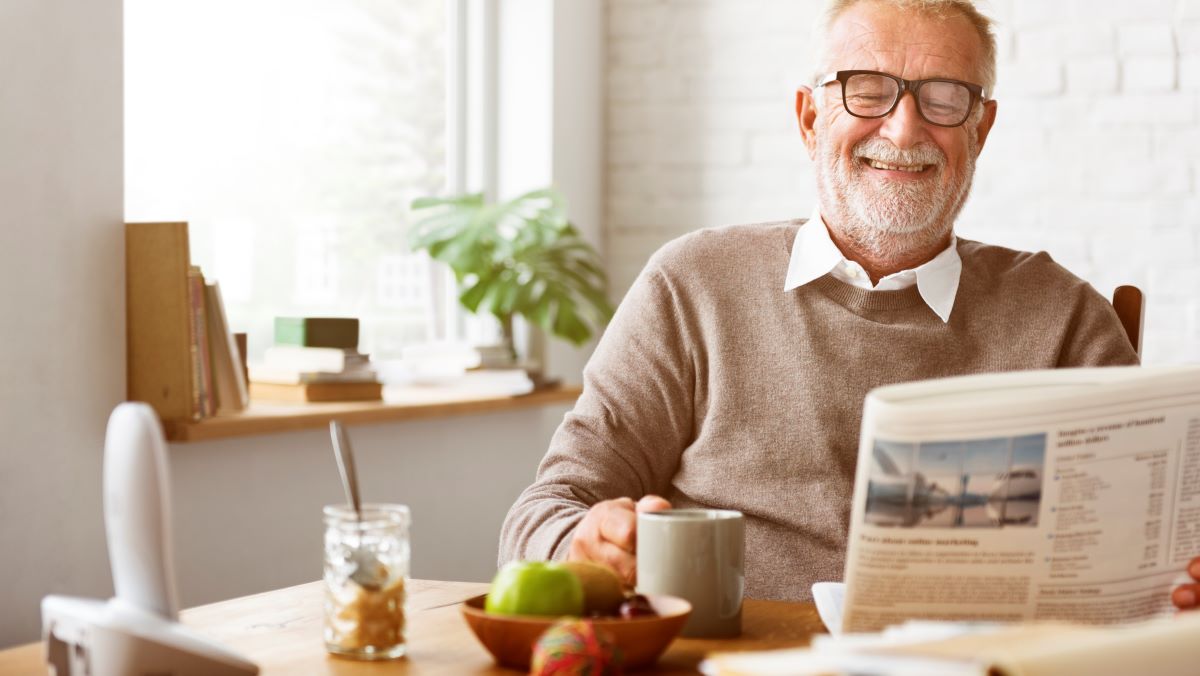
248, 364, 379, 386
234, 333, 249, 386
262, 345, 370, 373
274, 317, 359, 349
126, 222, 196, 422
187, 265, 214, 419
249, 381, 383, 403
203, 281, 249, 415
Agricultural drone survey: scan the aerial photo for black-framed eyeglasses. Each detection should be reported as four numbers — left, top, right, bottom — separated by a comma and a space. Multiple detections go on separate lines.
816, 70, 987, 128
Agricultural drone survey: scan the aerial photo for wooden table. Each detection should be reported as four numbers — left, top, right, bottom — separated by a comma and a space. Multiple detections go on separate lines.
0, 580, 825, 675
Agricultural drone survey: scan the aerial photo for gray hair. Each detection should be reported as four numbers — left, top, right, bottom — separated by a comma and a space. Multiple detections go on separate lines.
811, 0, 998, 94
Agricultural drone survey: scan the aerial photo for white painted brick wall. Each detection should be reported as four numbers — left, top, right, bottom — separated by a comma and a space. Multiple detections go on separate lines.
1117, 23, 1176, 57
1066, 57, 1120, 94
1179, 22, 1200, 52
1182, 55, 1200, 89
1123, 56, 1178, 92
604, 0, 1200, 365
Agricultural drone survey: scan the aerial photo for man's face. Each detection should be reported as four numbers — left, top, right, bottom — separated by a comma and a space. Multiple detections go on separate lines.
799, 2, 997, 261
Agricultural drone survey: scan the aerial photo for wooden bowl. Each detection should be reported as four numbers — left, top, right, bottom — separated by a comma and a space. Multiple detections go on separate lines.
460, 593, 692, 670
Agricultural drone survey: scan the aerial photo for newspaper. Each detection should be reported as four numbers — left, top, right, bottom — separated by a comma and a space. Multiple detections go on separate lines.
841, 365, 1200, 633
702, 611, 1200, 676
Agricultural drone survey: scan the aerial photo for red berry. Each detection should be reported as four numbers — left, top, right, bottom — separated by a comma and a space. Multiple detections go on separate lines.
618, 594, 657, 619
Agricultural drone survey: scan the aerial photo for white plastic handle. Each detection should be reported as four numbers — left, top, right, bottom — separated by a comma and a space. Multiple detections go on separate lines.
104, 402, 180, 620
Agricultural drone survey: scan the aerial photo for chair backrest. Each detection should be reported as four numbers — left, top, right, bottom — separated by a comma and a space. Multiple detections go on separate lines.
1111, 285, 1144, 357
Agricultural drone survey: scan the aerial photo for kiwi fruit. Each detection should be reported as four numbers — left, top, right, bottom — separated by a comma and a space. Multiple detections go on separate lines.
561, 560, 626, 615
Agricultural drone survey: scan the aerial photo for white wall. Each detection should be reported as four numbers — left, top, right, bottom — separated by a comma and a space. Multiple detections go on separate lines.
605, 0, 1200, 365
0, 0, 125, 649
169, 406, 569, 608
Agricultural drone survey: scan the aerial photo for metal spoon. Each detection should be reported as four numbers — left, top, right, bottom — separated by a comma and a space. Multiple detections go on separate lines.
330, 420, 387, 591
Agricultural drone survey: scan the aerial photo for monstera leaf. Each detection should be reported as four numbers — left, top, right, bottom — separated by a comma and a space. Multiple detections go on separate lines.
409, 188, 613, 346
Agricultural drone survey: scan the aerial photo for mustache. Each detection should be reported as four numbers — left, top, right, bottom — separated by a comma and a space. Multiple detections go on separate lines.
852, 137, 945, 167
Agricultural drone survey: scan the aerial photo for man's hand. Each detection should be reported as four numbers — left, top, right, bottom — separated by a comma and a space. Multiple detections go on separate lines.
568, 495, 671, 586
1172, 556, 1200, 611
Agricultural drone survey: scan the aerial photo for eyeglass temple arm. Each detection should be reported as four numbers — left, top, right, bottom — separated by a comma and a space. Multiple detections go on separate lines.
815, 72, 839, 87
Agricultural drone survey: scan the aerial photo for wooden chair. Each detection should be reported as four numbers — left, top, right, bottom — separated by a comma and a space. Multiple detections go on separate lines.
1112, 285, 1144, 357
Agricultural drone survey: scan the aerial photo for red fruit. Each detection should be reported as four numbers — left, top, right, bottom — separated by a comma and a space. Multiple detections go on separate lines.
617, 594, 657, 619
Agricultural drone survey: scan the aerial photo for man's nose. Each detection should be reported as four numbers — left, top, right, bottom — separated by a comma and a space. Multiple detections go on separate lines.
877, 92, 927, 149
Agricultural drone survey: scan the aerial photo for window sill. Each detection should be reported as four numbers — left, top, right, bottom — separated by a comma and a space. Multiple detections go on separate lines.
162, 383, 582, 443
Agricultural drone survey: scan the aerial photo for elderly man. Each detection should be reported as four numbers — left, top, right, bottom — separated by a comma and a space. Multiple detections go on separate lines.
499, 0, 1148, 602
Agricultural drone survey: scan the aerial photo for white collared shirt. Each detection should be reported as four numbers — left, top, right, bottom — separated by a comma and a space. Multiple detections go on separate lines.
783, 208, 962, 323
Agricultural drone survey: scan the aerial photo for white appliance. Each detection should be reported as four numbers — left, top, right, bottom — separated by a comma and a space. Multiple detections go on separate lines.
41, 402, 259, 675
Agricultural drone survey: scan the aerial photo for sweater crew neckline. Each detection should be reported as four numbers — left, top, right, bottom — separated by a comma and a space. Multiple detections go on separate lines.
806, 274, 929, 312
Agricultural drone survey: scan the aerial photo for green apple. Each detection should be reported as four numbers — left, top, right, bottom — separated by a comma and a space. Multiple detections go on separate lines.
485, 561, 585, 617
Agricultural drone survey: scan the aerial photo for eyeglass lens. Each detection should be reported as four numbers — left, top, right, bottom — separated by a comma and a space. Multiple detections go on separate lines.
843, 73, 972, 126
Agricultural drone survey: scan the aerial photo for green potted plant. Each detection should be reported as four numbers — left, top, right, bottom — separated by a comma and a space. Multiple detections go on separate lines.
408, 187, 614, 364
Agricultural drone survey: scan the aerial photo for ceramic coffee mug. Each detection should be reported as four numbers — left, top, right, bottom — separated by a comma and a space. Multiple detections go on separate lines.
636, 509, 744, 638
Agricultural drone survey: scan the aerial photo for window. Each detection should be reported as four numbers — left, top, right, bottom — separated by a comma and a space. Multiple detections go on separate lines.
125, 0, 455, 359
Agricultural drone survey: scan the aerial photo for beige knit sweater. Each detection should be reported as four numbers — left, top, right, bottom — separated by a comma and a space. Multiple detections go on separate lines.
499, 220, 1139, 601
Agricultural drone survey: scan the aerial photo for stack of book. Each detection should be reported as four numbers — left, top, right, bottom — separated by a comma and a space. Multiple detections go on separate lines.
249, 317, 383, 403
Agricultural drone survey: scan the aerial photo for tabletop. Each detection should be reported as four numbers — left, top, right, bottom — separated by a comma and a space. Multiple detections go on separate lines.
0, 579, 826, 675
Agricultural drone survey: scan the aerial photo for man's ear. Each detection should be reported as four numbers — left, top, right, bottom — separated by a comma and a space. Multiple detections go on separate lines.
973, 99, 998, 156
796, 86, 820, 159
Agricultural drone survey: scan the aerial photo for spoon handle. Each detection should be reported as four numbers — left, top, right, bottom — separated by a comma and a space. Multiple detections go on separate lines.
330, 420, 361, 517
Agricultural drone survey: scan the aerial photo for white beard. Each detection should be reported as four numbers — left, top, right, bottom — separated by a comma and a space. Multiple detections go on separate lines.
815, 121, 978, 265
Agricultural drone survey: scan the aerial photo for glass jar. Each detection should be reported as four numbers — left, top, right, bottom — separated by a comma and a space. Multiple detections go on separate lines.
323, 503, 410, 659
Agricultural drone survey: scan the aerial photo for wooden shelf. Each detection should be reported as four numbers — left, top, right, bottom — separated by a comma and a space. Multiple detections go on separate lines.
163, 384, 582, 443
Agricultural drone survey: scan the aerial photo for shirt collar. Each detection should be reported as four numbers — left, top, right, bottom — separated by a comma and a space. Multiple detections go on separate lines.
783, 207, 962, 323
